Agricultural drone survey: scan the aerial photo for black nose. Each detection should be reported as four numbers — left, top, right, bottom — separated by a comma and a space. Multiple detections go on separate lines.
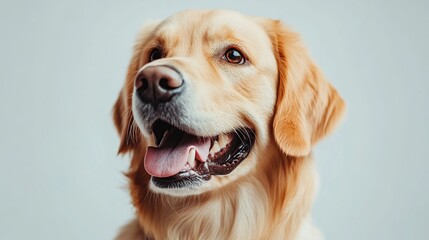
135, 66, 184, 105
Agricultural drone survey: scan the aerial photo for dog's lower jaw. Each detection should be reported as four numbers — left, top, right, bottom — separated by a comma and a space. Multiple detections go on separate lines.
148, 178, 207, 196
122, 150, 321, 240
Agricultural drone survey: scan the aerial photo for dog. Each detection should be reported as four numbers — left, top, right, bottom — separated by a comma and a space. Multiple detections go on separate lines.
112, 9, 345, 240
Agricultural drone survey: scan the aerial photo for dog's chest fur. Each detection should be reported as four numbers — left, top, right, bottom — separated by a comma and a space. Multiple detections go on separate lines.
117, 157, 322, 240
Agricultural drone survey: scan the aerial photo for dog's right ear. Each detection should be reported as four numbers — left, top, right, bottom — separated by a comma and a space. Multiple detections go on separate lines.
112, 21, 160, 154
112, 86, 136, 154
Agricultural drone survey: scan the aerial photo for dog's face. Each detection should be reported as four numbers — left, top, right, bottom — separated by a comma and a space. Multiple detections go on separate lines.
113, 10, 344, 197
130, 10, 278, 196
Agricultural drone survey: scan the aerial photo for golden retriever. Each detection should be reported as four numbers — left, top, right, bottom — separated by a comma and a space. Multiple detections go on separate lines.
112, 9, 345, 240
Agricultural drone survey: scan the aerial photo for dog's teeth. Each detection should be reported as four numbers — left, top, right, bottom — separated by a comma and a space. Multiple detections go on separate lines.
157, 130, 170, 146
163, 130, 169, 138
188, 148, 196, 168
218, 134, 230, 148
209, 140, 221, 155
183, 163, 191, 171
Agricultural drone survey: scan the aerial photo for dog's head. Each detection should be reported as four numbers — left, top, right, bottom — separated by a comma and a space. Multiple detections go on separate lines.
113, 10, 344, 197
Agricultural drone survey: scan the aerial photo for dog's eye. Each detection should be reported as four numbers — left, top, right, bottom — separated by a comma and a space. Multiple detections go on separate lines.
149, 48, 163, 62
224, 48, 245, 64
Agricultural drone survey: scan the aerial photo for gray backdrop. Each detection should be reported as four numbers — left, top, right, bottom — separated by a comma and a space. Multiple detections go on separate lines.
1, 0, 428, 239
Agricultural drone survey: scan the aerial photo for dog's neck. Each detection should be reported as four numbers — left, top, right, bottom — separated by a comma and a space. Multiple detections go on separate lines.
126, 147, 317, 240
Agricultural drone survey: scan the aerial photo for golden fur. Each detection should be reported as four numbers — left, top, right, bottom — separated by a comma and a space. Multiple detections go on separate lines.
113, 10, 344, 240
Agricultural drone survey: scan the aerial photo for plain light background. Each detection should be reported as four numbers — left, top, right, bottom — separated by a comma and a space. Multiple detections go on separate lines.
1, 0, 428, 239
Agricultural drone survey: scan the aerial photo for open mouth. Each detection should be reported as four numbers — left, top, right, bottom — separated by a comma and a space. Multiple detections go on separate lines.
144, 120, 255, 189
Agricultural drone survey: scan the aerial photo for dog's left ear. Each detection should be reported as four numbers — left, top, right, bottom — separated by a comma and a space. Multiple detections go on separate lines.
263, 20, 345, 157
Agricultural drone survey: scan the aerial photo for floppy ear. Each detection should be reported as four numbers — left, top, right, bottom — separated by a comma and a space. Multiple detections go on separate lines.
112, 21, 160, 154
113, 85, 137, 154
267, 21, 345, 157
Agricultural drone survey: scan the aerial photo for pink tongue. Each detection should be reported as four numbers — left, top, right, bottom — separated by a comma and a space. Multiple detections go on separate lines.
144, 129, 211, 178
